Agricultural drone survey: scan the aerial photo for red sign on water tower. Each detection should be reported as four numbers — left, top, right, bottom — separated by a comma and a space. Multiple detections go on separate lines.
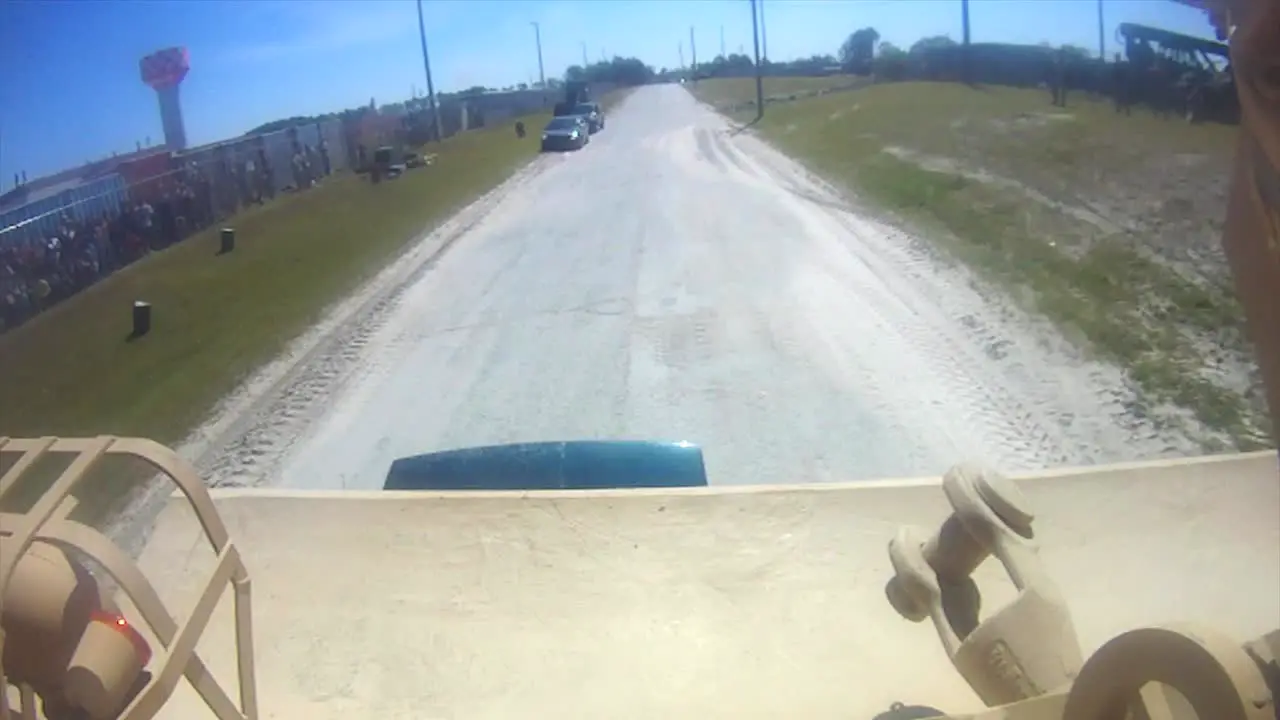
140, 47, 190, 90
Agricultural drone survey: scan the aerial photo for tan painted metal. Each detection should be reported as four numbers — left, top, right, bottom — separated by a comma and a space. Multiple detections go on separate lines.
886, 464, 1084, 707
883, 461, 1278, 720
2, 436, 1278, 719
0, 437, 258, 720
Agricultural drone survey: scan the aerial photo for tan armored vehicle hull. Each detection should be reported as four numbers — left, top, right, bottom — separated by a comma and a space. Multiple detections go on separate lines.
5, 0, 1280, 716
137, 450, 1280, 720
3, 436, 1276, 720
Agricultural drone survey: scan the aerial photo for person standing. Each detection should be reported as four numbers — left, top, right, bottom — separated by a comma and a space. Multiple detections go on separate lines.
318, 139, 332, 177
1111, 53, 1132, 115
1049, 48, 1069, 107
257, 147, 275, 201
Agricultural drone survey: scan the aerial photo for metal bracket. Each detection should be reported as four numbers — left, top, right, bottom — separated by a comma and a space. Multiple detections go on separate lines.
885, 463, 1083, 707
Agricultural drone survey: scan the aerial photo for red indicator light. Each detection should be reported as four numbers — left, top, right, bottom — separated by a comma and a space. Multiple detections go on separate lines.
90, 609, 153, 666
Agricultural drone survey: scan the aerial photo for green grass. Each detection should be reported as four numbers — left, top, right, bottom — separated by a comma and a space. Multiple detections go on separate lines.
689, 75, 866, 114
0, 109, 558, 517
691, 78, 1270, 450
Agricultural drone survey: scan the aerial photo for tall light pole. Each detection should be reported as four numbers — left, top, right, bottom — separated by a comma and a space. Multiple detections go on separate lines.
689, 26, 698, 79
1096, 0, 1106, 59
720, 25, 726, 59
750, 0, 763, 120
759, 0, 768, 63
581, 41, 589, 67
531, 22, 546, 88
961, 0, 972, 83
416, 0, 442, 142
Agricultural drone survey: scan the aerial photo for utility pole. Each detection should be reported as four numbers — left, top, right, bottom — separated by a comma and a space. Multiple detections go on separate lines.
961, 0, 972, 83
416, 0, 442, 142
678, 41, 685, 71
1096, 0, 1106, 60
720, 25, 726, 59
531, 22, 546, 88
689, 26, 698, 79
581, 41, 589, 67
750, 0, 763, 120
760, 0, 768, 63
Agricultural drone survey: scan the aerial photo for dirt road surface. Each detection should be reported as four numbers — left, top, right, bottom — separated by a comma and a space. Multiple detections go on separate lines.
192, 85, 1201, 493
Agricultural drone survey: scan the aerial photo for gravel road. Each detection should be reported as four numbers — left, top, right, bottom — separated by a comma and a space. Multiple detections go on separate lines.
193, 84, 1198, 493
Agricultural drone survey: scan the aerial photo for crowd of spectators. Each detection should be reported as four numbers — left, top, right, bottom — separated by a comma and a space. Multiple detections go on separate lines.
1, 141, 332, 335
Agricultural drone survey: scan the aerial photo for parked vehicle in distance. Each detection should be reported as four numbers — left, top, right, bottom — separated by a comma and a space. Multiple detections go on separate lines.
571, 102, 606, 133
552, 80, 591, 117
540, 116, 590, 152
370, 145, 404, 183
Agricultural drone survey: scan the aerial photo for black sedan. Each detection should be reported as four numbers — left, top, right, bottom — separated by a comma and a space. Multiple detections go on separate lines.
540, 116, 591, 152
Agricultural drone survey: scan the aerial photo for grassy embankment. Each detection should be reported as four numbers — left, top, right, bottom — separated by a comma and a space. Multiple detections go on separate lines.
0, 88, 634, 521
691, 77, 1270, 451
687, 74, 868, 114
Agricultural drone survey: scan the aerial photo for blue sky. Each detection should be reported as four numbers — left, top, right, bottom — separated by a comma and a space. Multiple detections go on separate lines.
0, 0, 1216, 183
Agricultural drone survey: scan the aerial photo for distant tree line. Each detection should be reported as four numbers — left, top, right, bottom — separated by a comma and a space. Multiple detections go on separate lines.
842, 29, 1097, 82
661, 26, 1097, 86
564, 56, 656, 86
839, 31, 964, 79
680, 53, 845, 81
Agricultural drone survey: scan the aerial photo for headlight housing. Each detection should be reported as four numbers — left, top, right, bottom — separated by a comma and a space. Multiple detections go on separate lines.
542, 133, 549, 140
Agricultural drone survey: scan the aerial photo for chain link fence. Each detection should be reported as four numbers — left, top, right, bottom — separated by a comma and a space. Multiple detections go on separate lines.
0, 119, 352, 334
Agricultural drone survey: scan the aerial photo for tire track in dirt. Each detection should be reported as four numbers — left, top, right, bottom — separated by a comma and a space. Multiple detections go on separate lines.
701, 111, 1196, 470
709, 121, 1066, 465
202, 160, 557, 487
